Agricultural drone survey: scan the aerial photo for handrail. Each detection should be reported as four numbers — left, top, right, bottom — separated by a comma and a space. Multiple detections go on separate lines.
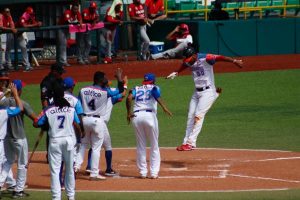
165, 0, 300, 21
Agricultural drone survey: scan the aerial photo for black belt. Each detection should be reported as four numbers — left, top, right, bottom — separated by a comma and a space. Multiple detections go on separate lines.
83, 114, 100, 118
134, 110, 153, 113
196, 86, 210, 92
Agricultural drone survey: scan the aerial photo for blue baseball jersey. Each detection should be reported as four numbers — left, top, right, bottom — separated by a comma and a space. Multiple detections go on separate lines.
37, 106, 80, 138
131, 84, 161, 113
0, 106, 21, 139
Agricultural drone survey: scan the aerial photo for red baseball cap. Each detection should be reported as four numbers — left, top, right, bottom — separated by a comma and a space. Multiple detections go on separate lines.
90, 1, 97, 8
26, 7, 34, 15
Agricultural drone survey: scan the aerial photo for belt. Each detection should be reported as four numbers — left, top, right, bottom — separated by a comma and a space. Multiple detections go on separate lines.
134, 110, 153, 113
196, 86, 210, 92
83, 114, 100, 118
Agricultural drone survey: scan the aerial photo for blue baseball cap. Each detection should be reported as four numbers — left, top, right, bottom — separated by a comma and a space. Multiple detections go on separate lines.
12, 79, 26, 91
142, 73, 156, 84
63, 77, 76, 89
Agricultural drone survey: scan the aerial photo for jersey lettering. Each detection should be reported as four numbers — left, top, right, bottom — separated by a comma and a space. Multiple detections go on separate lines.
136, 90, 151, 102
88, 99, 96, 110
57, 115, 65, 129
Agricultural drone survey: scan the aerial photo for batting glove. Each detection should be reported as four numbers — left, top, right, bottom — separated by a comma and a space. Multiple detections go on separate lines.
166, 72, 178, 79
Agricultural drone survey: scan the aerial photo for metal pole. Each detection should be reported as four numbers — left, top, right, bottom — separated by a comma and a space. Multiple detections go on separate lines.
13, 34, 18, 70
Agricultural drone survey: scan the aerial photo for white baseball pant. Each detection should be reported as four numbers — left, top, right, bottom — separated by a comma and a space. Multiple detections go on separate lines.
151, 42, 189, 60
132, 111, 160, 177
75, 116, 105, 177
183, 88, 219, 147
48, 136, 75, 200
76, 31, 91, 62
139, 25, 150, 59
100, 28, 116, 58
57, 29, 69, 65
1, 138, 28, 192
5, 33, 30, 68
0, 140, 16, 188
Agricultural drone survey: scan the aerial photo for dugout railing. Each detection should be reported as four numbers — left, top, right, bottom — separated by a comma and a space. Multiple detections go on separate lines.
1, 21, 144, 70
165, 0, 300, 21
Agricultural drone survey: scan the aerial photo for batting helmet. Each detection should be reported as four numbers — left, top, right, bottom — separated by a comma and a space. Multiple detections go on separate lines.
26, 7, 34, 15
179, 23, 189, 34
90, 1, 97, 8
183, 46, 196, 58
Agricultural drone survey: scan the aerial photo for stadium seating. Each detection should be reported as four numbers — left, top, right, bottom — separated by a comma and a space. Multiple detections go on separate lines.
286, 0, 299, 15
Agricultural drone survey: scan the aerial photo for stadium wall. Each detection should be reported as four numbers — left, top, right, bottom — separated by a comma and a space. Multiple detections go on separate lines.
148, 18, 300, 56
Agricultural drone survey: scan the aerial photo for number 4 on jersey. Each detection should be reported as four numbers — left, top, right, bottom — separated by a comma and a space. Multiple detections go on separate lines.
88, 99, 96, 110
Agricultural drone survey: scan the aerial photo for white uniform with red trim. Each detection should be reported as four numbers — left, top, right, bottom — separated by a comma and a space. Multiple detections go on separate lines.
182, 53, 219, 147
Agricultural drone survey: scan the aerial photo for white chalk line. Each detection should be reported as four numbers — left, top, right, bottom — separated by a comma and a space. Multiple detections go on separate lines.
31, 147, 296, 154
242, 157, 300, 162
25, 188, 291, 193
227, 174, 300, 183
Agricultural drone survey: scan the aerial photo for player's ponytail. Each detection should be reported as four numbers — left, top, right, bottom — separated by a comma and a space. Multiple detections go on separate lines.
53, 83, 70, 109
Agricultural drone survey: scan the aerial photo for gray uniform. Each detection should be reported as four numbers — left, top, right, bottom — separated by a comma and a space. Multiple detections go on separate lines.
139, 25, 150, 60
57, 29, 69, 65
0, 98, 33, 192
76, 31, 91, 63
5, 33, 31, 69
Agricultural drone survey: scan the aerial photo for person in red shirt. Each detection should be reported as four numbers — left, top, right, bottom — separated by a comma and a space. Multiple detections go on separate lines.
145, 0, 167, 21
7, 7, 42, 72
0, 8, 17, 70
57, 2, 82, 67
100, 0, 123, 64
77, 1, 99, 65
151, 23, 193, 60
129, 0, 152, 60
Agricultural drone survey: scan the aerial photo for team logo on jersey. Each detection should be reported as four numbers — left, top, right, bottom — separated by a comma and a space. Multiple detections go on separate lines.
50, 107, 72, 114
84, 90, 101, 97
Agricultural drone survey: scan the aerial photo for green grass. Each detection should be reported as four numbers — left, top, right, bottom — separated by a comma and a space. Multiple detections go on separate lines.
2, 189, 300, 200
16, 69, 300, 200
23, 69, 300, 151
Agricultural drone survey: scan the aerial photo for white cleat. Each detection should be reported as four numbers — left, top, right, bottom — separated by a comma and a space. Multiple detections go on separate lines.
90, 175, 106, 181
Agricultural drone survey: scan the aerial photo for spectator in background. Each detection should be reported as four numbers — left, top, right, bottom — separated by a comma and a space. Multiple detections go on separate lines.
6, 7, 42, 72
151, 23, 193, 60
129, 0, 152, 61
101, 0, 123, 64
77, 1, 99, 65
145, 0, 167, 22
57, 2, 82, 67
0, 8, 17, 70
209, 1, 229, 21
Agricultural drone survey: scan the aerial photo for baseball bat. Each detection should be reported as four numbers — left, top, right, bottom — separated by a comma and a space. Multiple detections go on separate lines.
32, 53, 39, 67
26, 130, 44, 169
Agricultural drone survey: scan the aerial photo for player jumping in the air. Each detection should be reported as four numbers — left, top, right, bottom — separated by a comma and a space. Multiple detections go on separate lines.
166, 46, 243, 151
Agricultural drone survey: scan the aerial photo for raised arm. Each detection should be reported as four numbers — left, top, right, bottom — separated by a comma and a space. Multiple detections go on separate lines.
207, 54, 243, 68
9, 83, 23, 111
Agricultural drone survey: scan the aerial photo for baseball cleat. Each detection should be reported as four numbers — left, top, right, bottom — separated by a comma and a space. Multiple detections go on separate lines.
150, 175, 159, 179
90, 175, 106, 181
103, 57, 112, 64
176, 144, 193, 151
105, 169, 118, 177
6, 185, 16, 192
12, 191, 28, 199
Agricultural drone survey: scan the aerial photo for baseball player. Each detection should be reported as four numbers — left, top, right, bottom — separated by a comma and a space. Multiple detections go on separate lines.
129, 0, 152, 60
56, 77, 84, 190
34, 85, 83, 200
77, 1, 99, 65
0, 83, 23, 198
74, 69, 124, 180
0, 80, 37, 198
85, 77, 128, 176
166, 46, 243, 151
0, 8, 17, 70
6, 7, 42, 72
126, 73, 172, 179
145, 0, 167, 21
151, 24, 193, 60
57, 2, 82, 67
101, 0, 123, 64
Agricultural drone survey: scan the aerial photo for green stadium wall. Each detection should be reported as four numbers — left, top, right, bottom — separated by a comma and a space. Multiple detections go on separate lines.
148, 18, 300, 56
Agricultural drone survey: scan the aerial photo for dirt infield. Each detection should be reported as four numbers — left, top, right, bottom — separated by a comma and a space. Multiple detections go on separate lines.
25, 148, 300, 191
8, 54, 300, 84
